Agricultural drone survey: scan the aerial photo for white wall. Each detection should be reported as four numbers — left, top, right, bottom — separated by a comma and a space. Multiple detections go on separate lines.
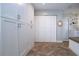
65, 8, 79, 37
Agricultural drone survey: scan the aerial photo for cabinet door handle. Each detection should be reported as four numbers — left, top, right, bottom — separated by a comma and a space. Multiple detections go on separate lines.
18, 23, 21, 28
17, 14, 21, 20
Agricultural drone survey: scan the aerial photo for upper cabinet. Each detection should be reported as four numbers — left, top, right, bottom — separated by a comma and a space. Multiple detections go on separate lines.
17, 4, 34, 24
0, 4, 1, 38
1, 3, 18, 20
0, 4, 1, 16
1, 3, 34, 24
17, 4, 27, 22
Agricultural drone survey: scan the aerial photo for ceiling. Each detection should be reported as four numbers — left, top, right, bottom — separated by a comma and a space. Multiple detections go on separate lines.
32, 3, 79, 11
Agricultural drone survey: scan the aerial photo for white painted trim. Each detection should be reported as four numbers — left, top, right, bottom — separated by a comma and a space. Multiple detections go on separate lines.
22, 43, 34, 56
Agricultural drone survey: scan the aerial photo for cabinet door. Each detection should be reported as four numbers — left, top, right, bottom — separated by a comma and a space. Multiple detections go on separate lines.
18, 23, 29, 55
0, 17, 2, 56
17, 4, 28, 22
18, 23, 33, 55
0, 4, 1, 16
2, 18, 19, 56
17, 4, 34, 24
26, 4, 34, 23
27, 24, 34, 50
1, 3, 18, 20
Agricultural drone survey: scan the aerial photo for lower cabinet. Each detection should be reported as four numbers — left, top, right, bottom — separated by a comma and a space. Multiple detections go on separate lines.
18, 23, 26, 55
69, 39, 79, 56
0, 17, 2, 55
2, 18, 19, 56
18, 23, 33, 55
1, 17, 34, 56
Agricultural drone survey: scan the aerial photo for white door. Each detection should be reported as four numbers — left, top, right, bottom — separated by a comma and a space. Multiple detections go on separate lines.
2, 18, 19, 56
50, 16, 56, 42
35, 16, 56, 42
39, 16, 51, 42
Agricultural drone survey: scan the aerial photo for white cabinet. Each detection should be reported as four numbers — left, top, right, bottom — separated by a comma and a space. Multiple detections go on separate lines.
17, 4, 27, 22
0, 4, 1, 16
18, 22, 33, 55
18, 23, 29, 55
0, 17, 2, 56
17, 4, 34, 25
0, 4, 2, 55
2, 18, 19, 56
17, 4, 34, 56
69, 39, 79, 55
26, 24, 34, 52
0, 3, 34, 56
18, 23, 27, 55
1, 3, 18, 20
0, 3, 19, 56
26, 4, 34, 21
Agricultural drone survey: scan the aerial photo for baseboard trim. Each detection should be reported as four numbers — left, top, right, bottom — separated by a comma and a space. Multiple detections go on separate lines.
56, 41, 63, 43
23, 43, 34, 56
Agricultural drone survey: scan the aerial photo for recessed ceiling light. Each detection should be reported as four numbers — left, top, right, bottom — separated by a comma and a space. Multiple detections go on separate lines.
42, 3, 46, 5
17, 2, 24, 5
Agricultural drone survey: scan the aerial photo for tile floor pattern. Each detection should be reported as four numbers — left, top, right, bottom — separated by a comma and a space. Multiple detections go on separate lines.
27, 42, 76, 56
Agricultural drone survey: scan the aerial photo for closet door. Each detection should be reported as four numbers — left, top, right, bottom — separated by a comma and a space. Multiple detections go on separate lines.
50, 16, 56, 42
35, 16, 56, 42
2, 18, 19, 56
35, 16, 51, 42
